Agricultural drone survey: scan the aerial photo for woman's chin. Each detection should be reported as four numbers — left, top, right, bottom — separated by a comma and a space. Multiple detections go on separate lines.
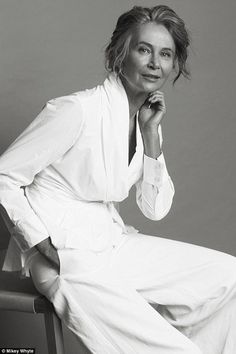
140, 80, 165, 93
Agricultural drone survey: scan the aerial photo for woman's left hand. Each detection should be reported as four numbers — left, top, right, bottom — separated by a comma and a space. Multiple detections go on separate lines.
138, 91, 166, 133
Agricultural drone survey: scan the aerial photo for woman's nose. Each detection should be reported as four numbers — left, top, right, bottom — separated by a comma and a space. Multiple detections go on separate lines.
147, 55, 160, 70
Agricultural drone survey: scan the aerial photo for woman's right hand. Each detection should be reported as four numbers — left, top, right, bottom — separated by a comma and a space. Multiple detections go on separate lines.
35, 237, 60, 271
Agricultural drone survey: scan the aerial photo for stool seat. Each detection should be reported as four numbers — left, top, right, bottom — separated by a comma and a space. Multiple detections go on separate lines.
0, 266, 54, 312
0, 264, 65, 354
0, 289, 53, 313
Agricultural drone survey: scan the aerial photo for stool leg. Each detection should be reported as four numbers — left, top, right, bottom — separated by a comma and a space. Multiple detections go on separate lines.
44, 311, 65, 354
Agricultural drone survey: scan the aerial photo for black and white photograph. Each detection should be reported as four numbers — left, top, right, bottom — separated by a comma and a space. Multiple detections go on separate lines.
0, 1, 236, 353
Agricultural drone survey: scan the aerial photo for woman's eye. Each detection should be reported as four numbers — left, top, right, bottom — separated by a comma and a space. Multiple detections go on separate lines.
138, 47, 151, 54
161, 51, 172, 58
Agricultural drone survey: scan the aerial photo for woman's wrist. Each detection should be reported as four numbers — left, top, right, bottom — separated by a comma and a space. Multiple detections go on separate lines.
141, 128, 162, 159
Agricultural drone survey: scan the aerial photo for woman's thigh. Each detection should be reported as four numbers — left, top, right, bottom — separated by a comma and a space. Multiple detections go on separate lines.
109, 233, 236, 327
111, 233, 236, 286
29, 247, 116, 297
29, 246, 203, 354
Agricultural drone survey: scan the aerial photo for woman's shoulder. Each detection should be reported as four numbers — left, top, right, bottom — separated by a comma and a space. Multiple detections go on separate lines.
41, 81, 105, 130
48, 82, 102, 109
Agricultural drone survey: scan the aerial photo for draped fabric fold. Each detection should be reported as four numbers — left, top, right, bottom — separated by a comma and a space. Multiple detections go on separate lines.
0, 73, 173, 276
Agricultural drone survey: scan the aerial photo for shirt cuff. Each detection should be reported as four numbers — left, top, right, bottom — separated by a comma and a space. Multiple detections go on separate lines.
143, 153, 165, 187
11, 217, 50, 252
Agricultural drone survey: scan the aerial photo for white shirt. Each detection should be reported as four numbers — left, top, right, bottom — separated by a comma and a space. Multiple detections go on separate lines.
0, 73, 175, 274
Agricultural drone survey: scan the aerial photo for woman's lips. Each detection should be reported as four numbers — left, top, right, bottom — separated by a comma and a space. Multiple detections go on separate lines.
142, 74, 160, 82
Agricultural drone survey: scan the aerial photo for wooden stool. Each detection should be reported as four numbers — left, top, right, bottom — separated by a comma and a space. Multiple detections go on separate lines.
0, 268, 65, 354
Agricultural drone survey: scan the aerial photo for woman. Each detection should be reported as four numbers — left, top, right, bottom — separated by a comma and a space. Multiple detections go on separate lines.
0, 5, 236, 354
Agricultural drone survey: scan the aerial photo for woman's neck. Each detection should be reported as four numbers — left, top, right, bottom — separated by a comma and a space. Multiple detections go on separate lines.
120, 76, 147, 120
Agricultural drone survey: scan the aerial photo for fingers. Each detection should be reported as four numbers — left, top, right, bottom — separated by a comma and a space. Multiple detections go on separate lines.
148, 90, 164, 96
147, 91, 166, 112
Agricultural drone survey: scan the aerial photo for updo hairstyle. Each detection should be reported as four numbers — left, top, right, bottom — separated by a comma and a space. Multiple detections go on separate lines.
105, 5, 190, 83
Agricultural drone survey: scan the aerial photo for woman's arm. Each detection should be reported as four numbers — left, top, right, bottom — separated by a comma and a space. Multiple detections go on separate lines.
135, 91, 175, 220
135, 126, 175, 220
0, 95, 84, 257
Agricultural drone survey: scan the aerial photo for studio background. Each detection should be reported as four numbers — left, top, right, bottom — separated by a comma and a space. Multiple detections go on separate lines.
0, 0, 235, 353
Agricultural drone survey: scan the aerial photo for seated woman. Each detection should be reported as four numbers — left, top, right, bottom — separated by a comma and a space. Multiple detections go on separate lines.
0, 5, 236, 354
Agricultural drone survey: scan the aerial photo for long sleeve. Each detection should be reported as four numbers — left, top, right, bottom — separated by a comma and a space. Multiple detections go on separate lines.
0, 95, 84, 252
135, 125, 175, 220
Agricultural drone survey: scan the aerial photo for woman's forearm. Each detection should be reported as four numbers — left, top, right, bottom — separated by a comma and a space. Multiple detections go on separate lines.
141, 128, 162, 159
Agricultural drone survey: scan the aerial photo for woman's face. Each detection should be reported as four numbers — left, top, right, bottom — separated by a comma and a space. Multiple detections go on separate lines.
122, 22, 176, 95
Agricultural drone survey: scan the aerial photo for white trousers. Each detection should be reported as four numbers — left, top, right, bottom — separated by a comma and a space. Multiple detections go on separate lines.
29, 233, 236, 354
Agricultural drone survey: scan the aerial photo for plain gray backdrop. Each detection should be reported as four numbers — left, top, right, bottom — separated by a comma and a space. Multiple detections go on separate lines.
0, 0, 235, 353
